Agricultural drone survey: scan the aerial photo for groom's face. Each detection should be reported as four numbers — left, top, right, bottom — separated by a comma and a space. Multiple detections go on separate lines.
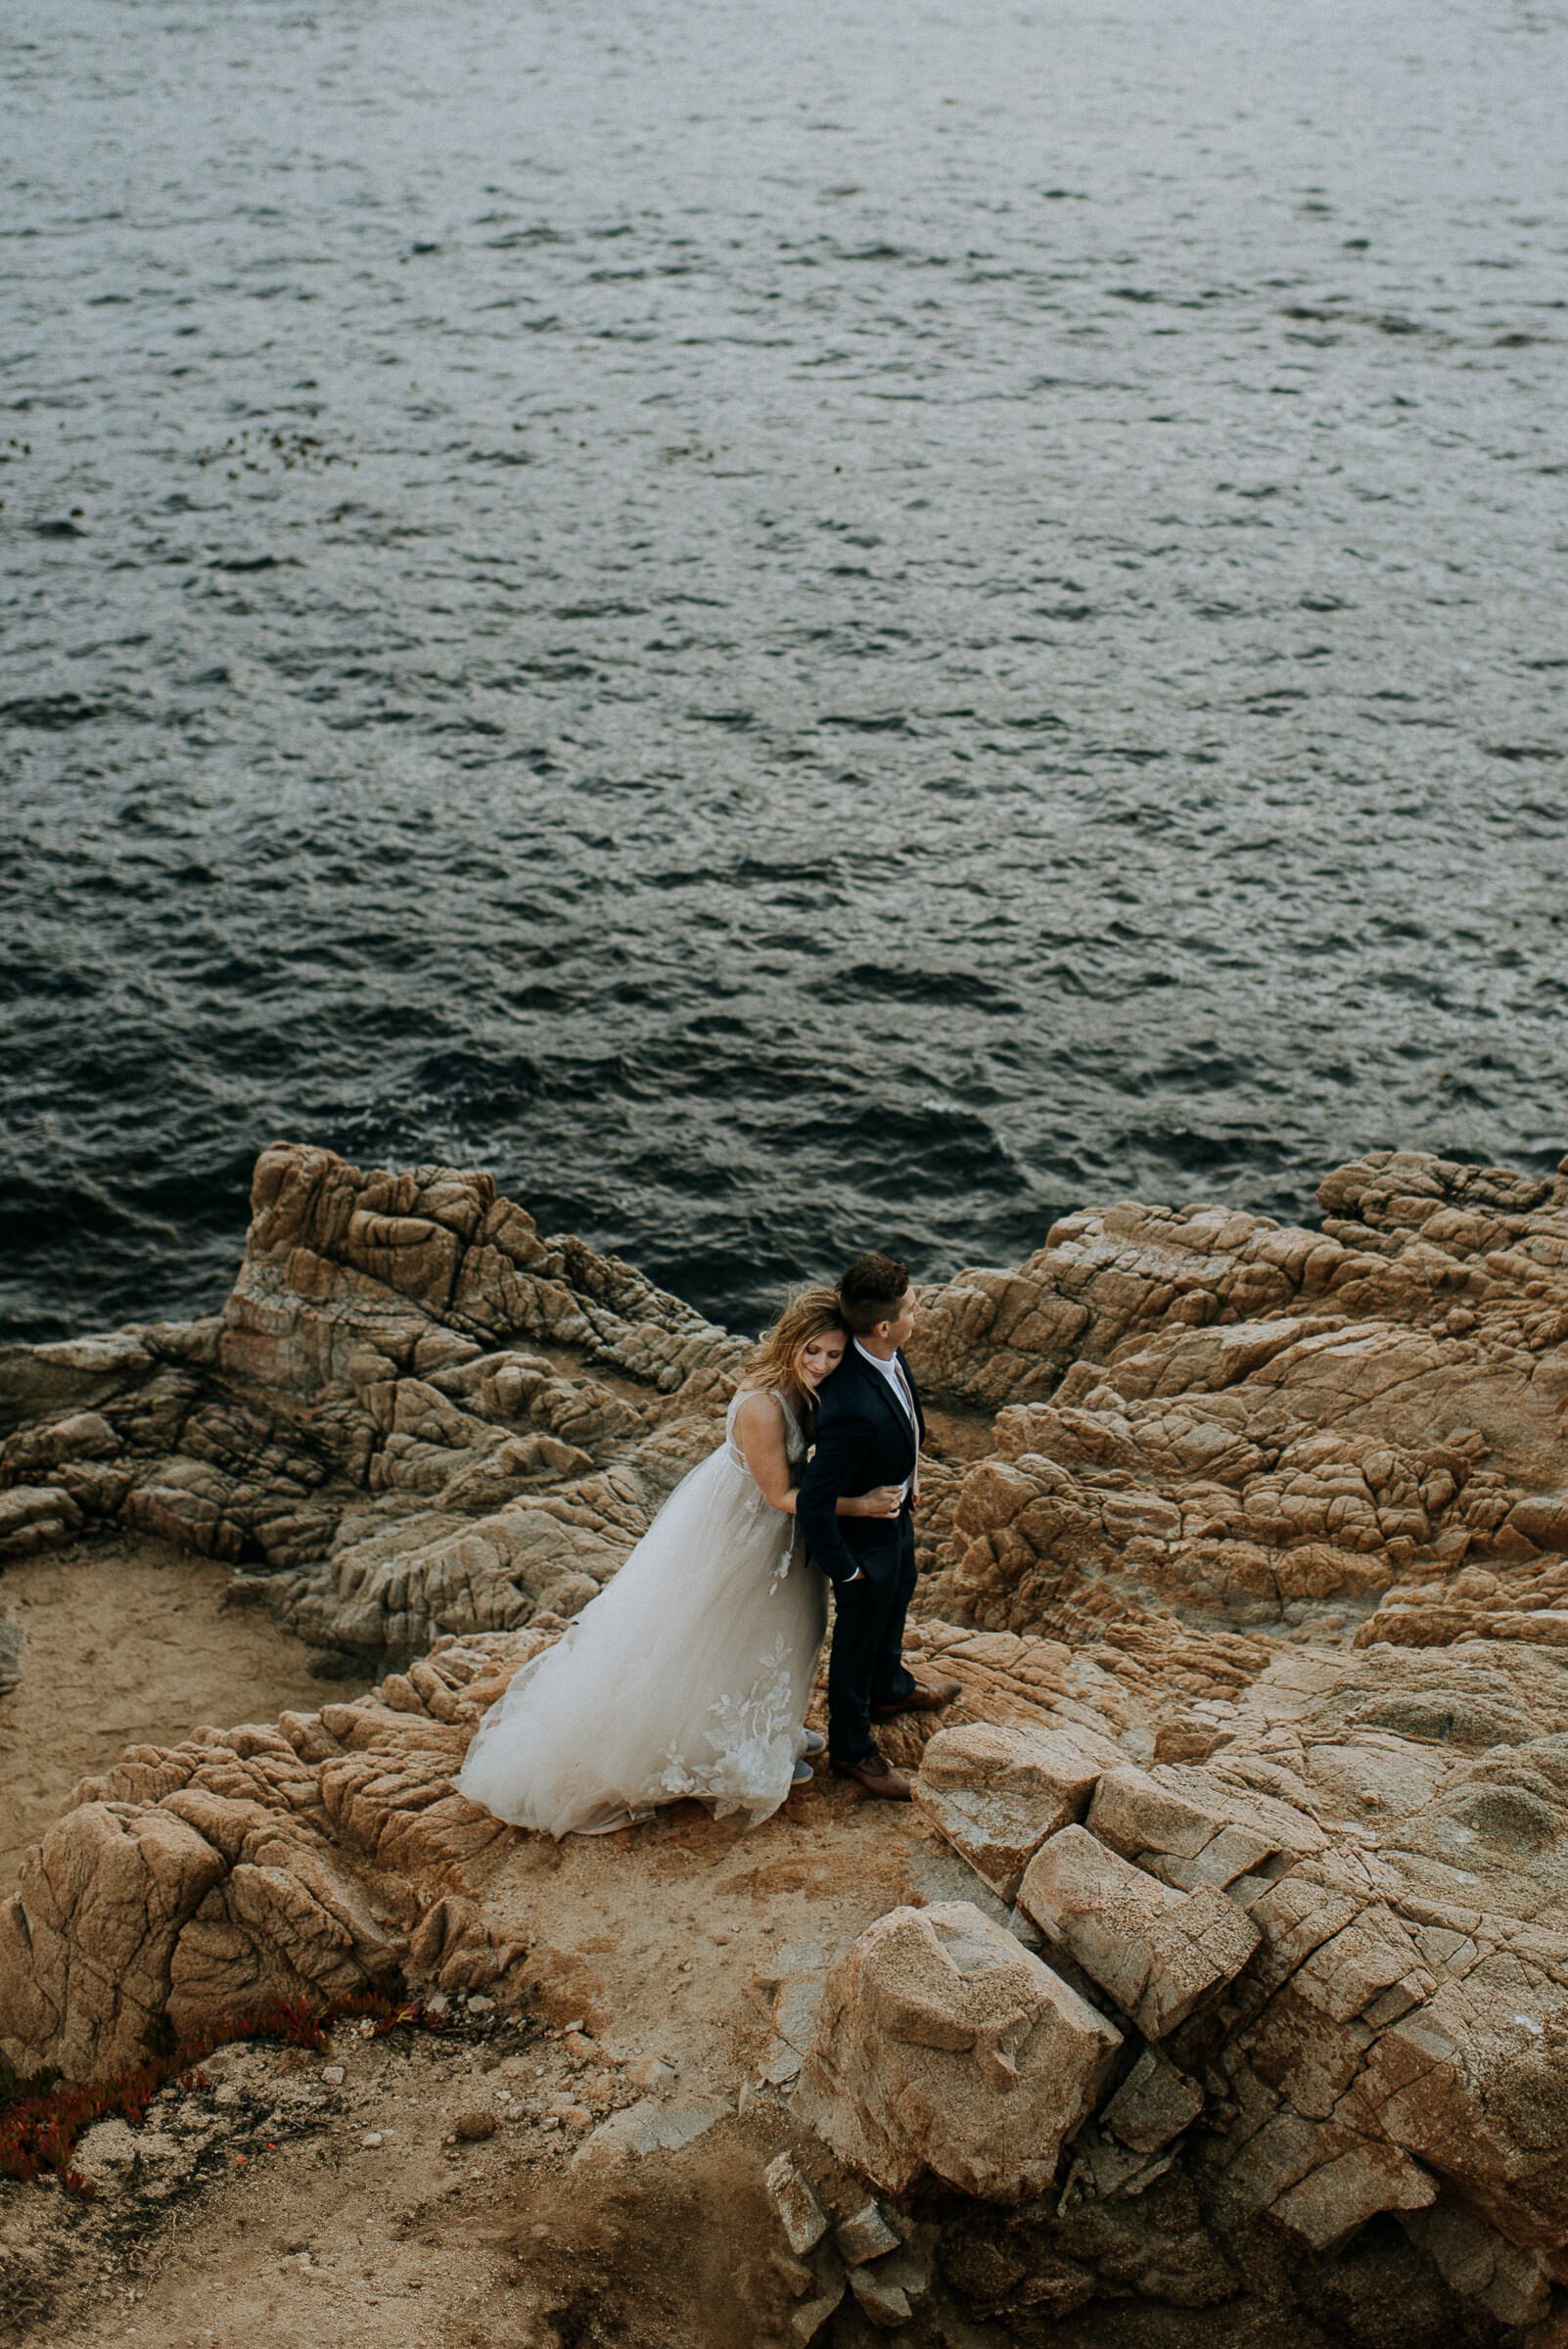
881, 1287, 918, 1352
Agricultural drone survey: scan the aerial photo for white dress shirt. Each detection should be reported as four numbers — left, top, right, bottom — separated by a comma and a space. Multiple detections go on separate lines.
853, 1340, 919, 1502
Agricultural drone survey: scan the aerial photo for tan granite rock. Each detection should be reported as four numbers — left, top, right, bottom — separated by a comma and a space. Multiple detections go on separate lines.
794, 1901, 1122, 2200
1017, 1825, 1260, 2039
0, 1144, 746, 1669
910, 1720, 1114, 1900
904, 1622, 1568, 2321
1084, 1759, 1324, 1896
0, 1632, 534, 2078
11, 1139, 1565, 1686
10, 1138, 1568, 2340
763, 2151, 829, 2256
0, 1482, 84, 1559
912, 1148, 1568, 1657
6, 1599, 1568, 2338
1402, 2200, 1554, 2329
1100, 2048, 1205, 2154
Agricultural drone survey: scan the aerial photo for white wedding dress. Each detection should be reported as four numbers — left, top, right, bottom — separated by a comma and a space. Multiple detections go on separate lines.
455, 1389, 827, 1836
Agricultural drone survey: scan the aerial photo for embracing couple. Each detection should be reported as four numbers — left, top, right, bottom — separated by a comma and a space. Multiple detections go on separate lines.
456, 1253, 960, 1836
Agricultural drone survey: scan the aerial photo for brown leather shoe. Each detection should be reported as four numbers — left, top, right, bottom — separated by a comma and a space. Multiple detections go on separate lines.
829, 1745, 912, 1801
872, 1674, 962, 1722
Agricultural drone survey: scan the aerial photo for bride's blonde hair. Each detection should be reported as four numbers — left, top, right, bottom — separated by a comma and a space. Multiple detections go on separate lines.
741, 1285, 848, 1409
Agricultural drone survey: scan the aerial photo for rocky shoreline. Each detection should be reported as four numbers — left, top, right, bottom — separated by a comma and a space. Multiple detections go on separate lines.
4, 1138, 1568, 2347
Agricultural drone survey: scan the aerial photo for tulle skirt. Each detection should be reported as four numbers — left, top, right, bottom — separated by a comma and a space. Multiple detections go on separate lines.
454, 1447, 827, 1836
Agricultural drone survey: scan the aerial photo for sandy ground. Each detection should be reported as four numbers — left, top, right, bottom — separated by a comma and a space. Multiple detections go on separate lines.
0, 1533, 371, 1885
0, 1545, 1001, 2349
3, 2004, 818, 2349
3, 1771, 997, 2349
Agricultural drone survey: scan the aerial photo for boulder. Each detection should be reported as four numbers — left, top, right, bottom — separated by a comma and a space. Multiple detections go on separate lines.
0, 1144, 748, 1676
1269, 2138, 1437, 2253
1100, 2049, 1205, 2154
836, 2203, 901, 2265
794, 1901, 1121, 2200
764, 2152, 828, 2257
0, 1481, 83, 1558
914, 1148, 1568, 1658
1018, 1825, 1260, 2040
849, 2265, 913, 2326
912, 1720, 1113, 1899
1402, 2202, 1553, 2329
1085, 1760, 1322, 1896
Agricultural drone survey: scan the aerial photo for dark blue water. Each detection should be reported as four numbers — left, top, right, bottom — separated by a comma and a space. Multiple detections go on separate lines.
3, 0, 1565, 1340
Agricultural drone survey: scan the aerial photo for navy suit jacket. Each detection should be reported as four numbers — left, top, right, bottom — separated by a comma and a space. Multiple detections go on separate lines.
796, 1344, 924, 1590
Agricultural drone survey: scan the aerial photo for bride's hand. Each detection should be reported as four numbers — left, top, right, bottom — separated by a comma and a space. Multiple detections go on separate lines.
848, 1485, 902, 1520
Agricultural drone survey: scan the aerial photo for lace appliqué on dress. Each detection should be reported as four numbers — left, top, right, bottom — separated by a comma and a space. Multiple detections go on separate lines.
657, 1631, 798, 1818
765, 1541, 799, 1598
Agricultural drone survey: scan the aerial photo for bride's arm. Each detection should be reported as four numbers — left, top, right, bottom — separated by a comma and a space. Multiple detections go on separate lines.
732, 1393, 896, 1518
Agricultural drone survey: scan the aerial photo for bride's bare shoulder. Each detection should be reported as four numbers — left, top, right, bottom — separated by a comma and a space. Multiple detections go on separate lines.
731, 1384, 786, 1427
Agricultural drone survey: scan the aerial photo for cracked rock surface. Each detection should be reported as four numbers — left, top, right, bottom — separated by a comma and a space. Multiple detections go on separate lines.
1, 1142, 748, 1669
6, 1137, 1568, 2346
0, 1631, 534, 2080
915, 1148, 1568, 1658
6, 1139, 1567, 1676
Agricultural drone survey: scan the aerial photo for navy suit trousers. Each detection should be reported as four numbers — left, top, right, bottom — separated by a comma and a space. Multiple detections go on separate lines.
827, 1510, 918, 1761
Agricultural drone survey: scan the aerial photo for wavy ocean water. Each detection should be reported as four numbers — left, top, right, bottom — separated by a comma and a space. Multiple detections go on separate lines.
2, 0, 1565, 1341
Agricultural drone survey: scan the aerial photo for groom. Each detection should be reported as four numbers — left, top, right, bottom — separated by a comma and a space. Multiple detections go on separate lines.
796, 1253, 960, 1800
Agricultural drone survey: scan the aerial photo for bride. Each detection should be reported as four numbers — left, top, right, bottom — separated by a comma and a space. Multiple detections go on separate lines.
454, 1288, 901, 1837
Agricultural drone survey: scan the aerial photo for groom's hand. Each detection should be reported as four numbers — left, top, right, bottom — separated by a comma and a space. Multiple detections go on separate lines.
849, 1485, 902, 1520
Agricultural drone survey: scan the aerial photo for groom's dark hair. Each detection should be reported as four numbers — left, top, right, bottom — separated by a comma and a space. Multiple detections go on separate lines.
838, 1253, 910, 1336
